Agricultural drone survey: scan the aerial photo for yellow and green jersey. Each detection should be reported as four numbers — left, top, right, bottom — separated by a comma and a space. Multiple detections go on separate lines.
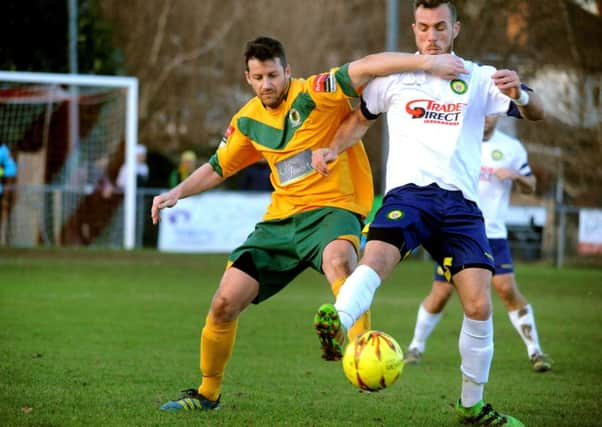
209, 64, 373, 221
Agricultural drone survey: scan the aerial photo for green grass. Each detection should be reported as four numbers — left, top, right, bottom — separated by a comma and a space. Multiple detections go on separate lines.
1, 249, 601, 426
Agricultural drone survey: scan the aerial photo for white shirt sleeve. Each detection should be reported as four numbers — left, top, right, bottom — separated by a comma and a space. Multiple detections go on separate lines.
480, 65, 512, 116
361, 75, 396, 116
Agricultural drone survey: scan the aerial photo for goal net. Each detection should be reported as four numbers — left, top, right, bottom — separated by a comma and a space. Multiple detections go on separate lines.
0, 71, 138, 249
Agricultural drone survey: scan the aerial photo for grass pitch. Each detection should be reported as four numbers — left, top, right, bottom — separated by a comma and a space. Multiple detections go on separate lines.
1, 249, 601, 426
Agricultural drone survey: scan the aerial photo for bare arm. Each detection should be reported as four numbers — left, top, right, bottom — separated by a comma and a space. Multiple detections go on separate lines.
151, 162, 225, 224
312, 108, 375, 176
347, 52, 467, 89
493, 168, 537, 194
491, 69, 545, 121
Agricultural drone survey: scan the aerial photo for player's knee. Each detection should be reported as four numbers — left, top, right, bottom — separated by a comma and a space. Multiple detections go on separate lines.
210, 293, 240, 322
462, 298, 492, 320
322, 249, 354, 277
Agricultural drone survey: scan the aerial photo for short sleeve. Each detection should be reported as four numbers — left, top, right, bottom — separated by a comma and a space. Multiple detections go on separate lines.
480, 65, 512, 117
306, 63, 358, 108
208, 118, 262, 178
360, 76, 394, 119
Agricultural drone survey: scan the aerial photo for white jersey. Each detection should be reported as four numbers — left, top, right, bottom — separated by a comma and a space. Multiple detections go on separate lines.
479, 130, 531, 238
362, 58, 512, 202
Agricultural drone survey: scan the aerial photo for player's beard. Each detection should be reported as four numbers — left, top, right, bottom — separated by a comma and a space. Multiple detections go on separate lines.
263, 78, 290, 109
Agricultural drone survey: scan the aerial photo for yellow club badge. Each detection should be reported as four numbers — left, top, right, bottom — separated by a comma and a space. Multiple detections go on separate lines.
387, 210, 404, 220
450, 79, 468, 95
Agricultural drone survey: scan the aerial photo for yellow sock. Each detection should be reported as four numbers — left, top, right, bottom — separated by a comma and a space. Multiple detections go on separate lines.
198, 313, 238, 401
331, 277, 371, 341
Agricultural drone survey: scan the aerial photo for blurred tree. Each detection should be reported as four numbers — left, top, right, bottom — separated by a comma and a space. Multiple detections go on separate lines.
0, 0, 122, 74
99, 0, 387, 185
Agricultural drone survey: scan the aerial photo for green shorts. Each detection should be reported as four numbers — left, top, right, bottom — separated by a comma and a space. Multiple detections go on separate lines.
228, 207, 362, 304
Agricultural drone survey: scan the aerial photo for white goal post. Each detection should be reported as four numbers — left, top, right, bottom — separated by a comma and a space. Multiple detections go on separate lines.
0, 71, 139, 249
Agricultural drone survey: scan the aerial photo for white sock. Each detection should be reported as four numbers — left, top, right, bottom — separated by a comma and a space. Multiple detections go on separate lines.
408, 304, 443, 353
335, 265, 381, 331
508, 304, 542, 357
459, 315, 493, 407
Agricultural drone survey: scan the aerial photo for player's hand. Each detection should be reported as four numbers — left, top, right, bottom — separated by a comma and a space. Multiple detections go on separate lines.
151, 191, 179, 225
493, 167, 519, 181
312, 148, 337, 176
425, 54, 467, 80
491, 69, 521, 99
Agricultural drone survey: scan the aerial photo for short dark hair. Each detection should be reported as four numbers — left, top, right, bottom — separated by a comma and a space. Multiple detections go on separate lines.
413, 0, 458, 21
244, 36, 287, 70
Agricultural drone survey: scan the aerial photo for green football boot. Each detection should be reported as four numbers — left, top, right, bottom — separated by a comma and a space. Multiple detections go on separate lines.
314, 303, 346, 361
160, 388, 220, 411
455, 400, 524, 426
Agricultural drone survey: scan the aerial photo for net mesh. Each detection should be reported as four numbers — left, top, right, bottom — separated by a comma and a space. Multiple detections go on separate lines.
0, 81, 129, 247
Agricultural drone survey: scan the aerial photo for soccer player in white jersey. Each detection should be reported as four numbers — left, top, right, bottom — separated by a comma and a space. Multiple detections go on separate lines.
403, 115, 552, 373
311, 1, 544, 426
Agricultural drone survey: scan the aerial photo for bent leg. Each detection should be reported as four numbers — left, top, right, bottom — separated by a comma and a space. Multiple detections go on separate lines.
322, 239, 370, 340
199, 266, 259, 401
334, 240, 400, 331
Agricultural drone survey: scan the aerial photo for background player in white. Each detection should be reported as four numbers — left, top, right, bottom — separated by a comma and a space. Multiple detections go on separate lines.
404, 115, 552, 373
312, 1, 544, 425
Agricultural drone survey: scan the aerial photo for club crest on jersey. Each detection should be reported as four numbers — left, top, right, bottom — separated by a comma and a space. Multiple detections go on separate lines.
314, 72, 336, 93
450, 79, 468, 94
387, 209, 404, 220
491, 149, 503, 160
289, 108, 301, 127
219, 125, 235, 146
405, 99, 465, 126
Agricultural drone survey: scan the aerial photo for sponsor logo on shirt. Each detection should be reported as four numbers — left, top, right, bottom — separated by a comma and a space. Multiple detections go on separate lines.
275, 149, 313, 186
219, 125, 235, 146
405, 99, 465, 126
313, 72, 336, 93
479, 166, 494, 181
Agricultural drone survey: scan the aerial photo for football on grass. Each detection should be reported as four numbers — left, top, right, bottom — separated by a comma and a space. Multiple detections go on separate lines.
342, 330, 404, 391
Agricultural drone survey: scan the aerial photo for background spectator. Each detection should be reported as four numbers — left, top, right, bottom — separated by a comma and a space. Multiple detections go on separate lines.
0, 143, 18, 243
169, 150, 198, 187
116, 143, 149, 191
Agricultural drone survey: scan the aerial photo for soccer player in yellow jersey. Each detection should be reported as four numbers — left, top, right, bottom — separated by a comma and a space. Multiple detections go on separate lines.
152, 36, 465, 412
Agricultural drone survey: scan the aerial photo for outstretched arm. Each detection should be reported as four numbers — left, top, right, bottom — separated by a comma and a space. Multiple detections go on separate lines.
347, 52, 467, 89
494, 168, 537, 194
151, 163, 225, 224
312, 108, 375, 176
492, 69, 544, 121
